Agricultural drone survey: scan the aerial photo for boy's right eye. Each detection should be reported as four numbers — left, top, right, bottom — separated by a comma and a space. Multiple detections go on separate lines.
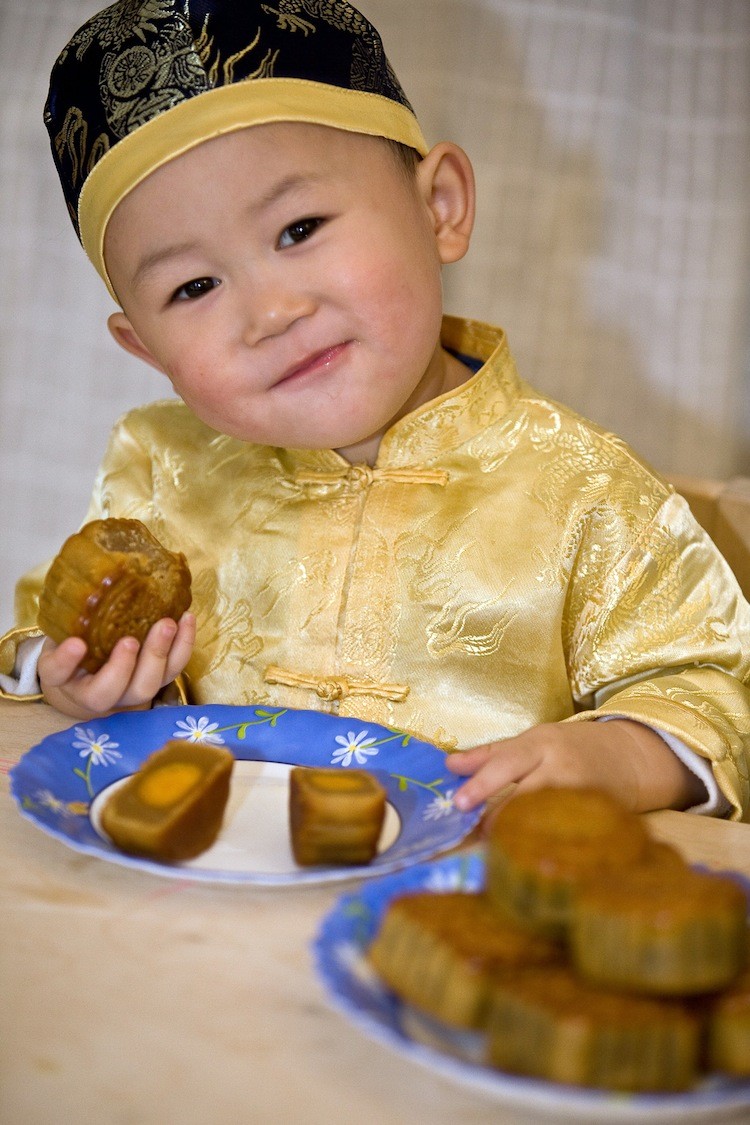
171, 277, 220, 302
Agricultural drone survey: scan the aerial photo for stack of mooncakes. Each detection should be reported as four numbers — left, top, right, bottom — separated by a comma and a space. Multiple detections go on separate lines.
367, 786, 750, 1092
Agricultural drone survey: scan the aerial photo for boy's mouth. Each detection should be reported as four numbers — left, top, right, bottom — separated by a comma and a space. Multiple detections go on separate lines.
274, 342, 350, 388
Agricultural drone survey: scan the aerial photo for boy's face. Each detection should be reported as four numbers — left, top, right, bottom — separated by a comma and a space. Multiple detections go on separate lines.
105, 123, 472, 461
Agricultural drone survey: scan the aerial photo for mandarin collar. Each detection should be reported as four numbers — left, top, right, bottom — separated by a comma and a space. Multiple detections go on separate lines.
278, 317, 522, 475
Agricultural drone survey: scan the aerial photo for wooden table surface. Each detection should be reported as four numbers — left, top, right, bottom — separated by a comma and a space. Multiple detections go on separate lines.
2, 697, 749, 1125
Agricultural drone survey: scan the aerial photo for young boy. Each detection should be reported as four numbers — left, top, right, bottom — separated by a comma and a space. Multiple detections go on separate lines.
1, 0, 749, 821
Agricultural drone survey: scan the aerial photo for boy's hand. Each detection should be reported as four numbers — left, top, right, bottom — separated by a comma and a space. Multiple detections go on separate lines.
38, 612, 196, 719
447, 719, 707, 815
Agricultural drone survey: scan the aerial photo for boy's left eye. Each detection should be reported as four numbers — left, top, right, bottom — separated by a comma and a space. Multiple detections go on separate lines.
277, 217, 323, 249
171, 276, 220, 302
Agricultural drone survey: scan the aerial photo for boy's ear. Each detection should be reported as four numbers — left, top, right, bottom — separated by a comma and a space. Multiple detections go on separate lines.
416, 142, 476, 264
107, 312, 168, 375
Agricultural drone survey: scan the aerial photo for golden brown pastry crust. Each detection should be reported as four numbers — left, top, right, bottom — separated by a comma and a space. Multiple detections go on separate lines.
38, 518, 192, 672
485, 965, 701, 1091
571, 866, 748, 995
368, 890, 562, 1028
708, 962, 750, 1075
365, 786, 749, 1093
485, 787, 650, 936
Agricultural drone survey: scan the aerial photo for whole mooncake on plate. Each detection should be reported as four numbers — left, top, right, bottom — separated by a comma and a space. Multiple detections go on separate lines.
485, 964, 702, 1092
570, 865, 748, 995
485, 787, 651, 938
707, 960, 750, 1076
368, 890, 562, 1029
38, 518, 191, 671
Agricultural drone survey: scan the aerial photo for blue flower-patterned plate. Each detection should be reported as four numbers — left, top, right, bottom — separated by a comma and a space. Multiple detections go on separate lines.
10, 704, 481, 884
314, 853, 750, 1122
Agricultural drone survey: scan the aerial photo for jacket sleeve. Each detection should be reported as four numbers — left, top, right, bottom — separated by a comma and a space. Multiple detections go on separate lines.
563, 490, 750, 820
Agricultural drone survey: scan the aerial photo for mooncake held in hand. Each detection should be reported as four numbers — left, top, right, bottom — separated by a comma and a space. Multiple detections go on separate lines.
289, 766, 386, 866
100, 740, 234, 862
38, 518, 192, 671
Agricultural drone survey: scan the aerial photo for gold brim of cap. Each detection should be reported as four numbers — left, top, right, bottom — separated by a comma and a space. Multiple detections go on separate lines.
78, 77, 430, 301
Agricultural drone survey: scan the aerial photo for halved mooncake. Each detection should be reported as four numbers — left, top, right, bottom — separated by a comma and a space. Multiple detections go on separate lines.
38, 517, 192, 672
100, 740, 234, 862
289, 766, 386, 866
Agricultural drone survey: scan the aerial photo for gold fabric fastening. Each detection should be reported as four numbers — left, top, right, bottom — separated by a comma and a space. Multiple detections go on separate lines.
294, 466, 449, 488
264, 665, 409, 703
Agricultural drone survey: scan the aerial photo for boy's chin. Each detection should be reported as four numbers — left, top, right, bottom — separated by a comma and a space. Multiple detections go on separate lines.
262, 422, 388, 458
195, 407, 390, 456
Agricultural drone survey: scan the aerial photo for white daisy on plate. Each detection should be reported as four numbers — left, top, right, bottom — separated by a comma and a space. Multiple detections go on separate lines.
331, 730, 379, 767
172, 715, 225, 744
72, 727, 121, 766
422, 790, 455, 821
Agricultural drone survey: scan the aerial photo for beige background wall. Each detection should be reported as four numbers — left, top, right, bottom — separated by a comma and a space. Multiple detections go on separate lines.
1, 0, 749, 627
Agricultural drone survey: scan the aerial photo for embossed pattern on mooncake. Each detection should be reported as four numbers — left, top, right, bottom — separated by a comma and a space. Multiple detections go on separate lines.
38, 518, 191, 671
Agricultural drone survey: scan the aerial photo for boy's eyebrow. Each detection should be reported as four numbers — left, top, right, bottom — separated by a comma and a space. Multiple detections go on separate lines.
253, 172, 322, 211
129, 173, 324, 288
131, 239, 203, 289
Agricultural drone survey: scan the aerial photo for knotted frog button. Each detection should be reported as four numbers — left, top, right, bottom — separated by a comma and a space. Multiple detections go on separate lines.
347, 466, 374, 490
315, 678, 346, 701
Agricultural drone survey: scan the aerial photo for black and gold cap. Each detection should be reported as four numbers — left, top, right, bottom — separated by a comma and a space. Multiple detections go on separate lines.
44, 0, 429, 295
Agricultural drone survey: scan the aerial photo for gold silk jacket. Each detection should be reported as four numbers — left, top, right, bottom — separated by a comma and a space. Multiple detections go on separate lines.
4, 318, 750, 817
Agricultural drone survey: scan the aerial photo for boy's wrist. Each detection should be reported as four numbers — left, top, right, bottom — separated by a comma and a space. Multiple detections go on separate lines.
602, 718, 711, 814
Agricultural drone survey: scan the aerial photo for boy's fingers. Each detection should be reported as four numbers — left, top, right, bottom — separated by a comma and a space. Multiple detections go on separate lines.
116, 619, 178, 705
452, 744, 533, 811
142, 617, 178, 659
37, 636, 88, 687
41, 615, 196, 715
455, 769, 517, 812
454, 775, 496, 811
448, 744, 511, 810
41, 635, 141, 718
73, 635, 141, 707
163, 612, 196, 683
445, 745, 494, 775
117, 614, 196, 706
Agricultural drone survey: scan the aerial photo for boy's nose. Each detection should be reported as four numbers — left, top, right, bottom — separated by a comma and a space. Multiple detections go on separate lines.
240, 280, 315, 346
